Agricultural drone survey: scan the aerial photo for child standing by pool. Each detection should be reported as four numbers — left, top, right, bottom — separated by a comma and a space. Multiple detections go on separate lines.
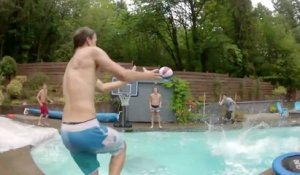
149, 86, 162, 128
36, 83, 53, 126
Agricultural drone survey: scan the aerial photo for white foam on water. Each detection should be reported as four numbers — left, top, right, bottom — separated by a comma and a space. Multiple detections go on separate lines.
0, 117, 58, 153
208, 124, 300, 175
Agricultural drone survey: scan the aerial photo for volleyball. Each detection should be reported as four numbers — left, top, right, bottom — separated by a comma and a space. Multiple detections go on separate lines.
159, 66, 173, 79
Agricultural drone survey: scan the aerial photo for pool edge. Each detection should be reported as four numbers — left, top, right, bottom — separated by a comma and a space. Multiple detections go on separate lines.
0, 146, 44, 175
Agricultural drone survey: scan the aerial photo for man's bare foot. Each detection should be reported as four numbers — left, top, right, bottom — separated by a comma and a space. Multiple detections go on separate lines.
37, 123, 44, 127
150, 125, 153, 129
159, 125, 162, 128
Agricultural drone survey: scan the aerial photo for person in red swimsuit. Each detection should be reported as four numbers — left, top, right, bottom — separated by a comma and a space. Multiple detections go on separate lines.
36, 83, 53, 126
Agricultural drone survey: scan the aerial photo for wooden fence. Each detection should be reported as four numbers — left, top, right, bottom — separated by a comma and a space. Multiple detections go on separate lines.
17, 62, 274, 102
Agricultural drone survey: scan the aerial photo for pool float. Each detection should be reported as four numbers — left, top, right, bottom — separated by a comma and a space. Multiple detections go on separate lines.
272, 152, 300, 175
23, 108, 119, 122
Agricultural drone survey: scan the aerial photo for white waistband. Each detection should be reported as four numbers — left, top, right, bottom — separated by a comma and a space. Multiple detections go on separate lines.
61, 118, 99, 132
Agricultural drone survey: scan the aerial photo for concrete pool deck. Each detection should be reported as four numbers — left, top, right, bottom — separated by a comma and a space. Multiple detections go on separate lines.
1, 113, 300, 175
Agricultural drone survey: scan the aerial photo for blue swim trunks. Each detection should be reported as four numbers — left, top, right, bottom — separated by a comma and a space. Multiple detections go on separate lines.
61, 118, 124, 175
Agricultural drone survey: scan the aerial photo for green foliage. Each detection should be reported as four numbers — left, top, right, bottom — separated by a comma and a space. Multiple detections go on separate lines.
0, 0, 300, 93
189, 113, 205, 122
53, 42, 73, 62
0, 56, 17, 79
269, 104, 278, 113
272, 86, 287, 98
26, 73, 49, 90
111, 96, 121, 112
0, 75, 5, 86
95, 92, 111, 102
28, 96, 38, 104
163, 78, 191, 123
10, 99, 23, 105
2, 97, 11, 106
0, 89, 4, 105
20, 87, 31, 100
7, 79, 23, 99
15, 75, 27, 84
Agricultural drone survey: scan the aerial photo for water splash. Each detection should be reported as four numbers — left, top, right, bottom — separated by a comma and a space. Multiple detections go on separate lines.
207, 122, 299, 175
237, 121, 270, 142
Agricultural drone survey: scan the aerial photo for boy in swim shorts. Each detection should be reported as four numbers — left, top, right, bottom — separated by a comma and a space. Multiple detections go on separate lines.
36, 83, 53, 126
149, 86, 162, 128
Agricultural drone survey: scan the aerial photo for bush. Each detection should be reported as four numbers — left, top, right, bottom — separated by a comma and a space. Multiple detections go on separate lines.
272, 86, 287, 98
269, 104, 277, 113
163, 78, 192, 123
0, 89, 4, 105
0, 56, 17, 80
2, 97, 11, 105
0, 75, 5, 86
95, 92, 111, 102
7, 79, 23, 99
28, 96, 37, 104
15, 75, 27, 84
20, 87, 32, 99
10, 99, 23, 105
26, 72, 49, 90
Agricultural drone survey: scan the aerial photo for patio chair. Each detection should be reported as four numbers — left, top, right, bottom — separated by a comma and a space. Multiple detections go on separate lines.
276, 102, 289, 118
294, 101, 300, 111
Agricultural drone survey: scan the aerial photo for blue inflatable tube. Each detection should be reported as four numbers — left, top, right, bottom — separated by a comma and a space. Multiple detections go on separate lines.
272, 152, 300, 175
24, 108, 119, 122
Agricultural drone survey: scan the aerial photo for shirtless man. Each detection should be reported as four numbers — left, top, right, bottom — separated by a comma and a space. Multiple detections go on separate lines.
149, 86, 162, 128
36, 83, 53, 126
60, 27, 160, 175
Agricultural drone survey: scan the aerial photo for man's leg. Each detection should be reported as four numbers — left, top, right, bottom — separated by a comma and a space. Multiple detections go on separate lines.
150, 112, 154, 128
224, 112, 230, 124
229, 111, 234, 124
38, 114, 44, 126
109, 143, 126, 175
91, 170, 98, 175
156, 112, 162, 128
44, 114, 50, 126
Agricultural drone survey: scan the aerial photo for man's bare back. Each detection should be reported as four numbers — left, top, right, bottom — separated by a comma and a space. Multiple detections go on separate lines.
63, 47, 99, 123
62, 34, 161, 123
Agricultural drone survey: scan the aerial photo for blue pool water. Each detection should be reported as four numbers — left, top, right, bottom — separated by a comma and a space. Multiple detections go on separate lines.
31, 125, 300, 175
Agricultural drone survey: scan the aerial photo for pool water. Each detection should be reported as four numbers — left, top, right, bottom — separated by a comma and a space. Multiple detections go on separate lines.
31, 125, 300, 175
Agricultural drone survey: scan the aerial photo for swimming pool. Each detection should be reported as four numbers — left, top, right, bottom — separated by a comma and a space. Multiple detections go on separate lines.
31, 125, 300, 175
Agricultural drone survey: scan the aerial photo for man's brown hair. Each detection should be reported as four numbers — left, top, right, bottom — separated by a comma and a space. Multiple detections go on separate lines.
73, 27, 96, 50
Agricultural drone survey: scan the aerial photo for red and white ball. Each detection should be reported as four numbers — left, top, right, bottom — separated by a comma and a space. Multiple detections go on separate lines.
159, 66, 173, 79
